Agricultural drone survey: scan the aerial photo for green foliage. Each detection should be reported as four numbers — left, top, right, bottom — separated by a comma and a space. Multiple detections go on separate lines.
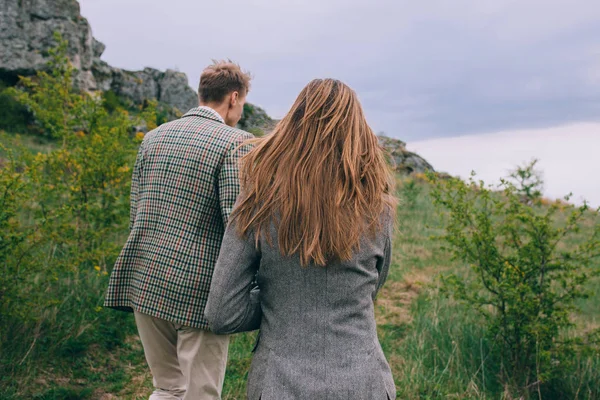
3, 31, 600, 400
247, 127, 265, 137
238, 102, 272, 132
0, 145, 30, 321
400, 178, 421, 209
101, 89, 129, 113
429, 171, 600, 396
7, 33, 84, 139
143, 100, 179, 129
509, 158, 544, 204
0, 33, 154, 396
238, 103, 255, 130
0, 81, 33, 133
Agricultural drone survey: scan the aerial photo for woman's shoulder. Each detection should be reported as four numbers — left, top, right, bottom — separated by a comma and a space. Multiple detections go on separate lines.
378, 206, 395, 239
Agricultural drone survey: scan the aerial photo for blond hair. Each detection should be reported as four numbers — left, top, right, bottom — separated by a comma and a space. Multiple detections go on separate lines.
198, 60, 251, 103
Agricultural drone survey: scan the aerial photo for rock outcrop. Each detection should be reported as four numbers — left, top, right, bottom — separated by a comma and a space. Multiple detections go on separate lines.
0, 0, 197, 112
378, 135, 434, 174
239, 103, 275, 134
0, 0, 436, 175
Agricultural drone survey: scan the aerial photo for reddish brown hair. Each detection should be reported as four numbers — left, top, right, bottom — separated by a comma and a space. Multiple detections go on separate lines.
232, 79, 396, 266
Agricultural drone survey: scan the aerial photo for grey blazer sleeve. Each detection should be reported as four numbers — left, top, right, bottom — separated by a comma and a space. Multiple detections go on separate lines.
205, 219, 261, 334
374, 237, 391, 300
374, 214, 394, 300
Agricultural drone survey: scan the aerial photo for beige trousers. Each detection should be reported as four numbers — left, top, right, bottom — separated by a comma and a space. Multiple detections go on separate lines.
134, 311, 230, 400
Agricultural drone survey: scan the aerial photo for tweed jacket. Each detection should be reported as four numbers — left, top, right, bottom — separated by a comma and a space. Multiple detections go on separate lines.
104, 107, 253, 329
205, 210, 396, 400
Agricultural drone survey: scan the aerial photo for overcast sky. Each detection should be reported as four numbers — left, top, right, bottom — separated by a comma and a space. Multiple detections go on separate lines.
79, 0, 600, 141
409, 123, 600, 206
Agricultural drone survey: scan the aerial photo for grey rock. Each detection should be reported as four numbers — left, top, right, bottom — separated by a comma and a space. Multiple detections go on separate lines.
378, 135, 434, 174
238, 103, 274, 133
26, 0, 80, 20
92, 38, 105, 58
111, 68, 160, 104
73, 69, 96, 92
0, 0, 198, 112
0, 0, 95, 86
158, 69, 198, 113
91, 59, 113, 92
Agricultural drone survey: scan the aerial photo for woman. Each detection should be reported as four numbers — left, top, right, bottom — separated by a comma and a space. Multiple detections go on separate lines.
205, 79, 397, 399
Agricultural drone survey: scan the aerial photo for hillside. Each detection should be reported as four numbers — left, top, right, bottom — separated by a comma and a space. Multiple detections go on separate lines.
1, 170, 598, 399
5, 2, 600, 400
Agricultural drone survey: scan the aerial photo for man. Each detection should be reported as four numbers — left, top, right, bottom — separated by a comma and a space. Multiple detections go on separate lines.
105, 61, 253, 400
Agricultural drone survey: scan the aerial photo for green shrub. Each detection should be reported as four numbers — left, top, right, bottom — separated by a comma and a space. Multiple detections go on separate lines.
102, 89, 129, 113
0, 144, 30, 322
0, 33, 153, 394
6, 34, 83, 140
429, 172, 600, 396
247, 127, 265, 137
400, 178, 421, 209
509, 158, 544, 204
238, 102, 272, 132
0, 82, 33, 133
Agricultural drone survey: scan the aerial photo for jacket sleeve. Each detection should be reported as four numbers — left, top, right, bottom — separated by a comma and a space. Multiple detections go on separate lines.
205, 216, 261, 334
129, 142, 145, 231
374, 237, 391, 300
373, 214, 394, 300
217, 135, 252, 228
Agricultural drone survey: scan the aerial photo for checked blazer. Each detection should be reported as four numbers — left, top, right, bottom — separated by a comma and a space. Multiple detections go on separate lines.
104, 107, 253, 329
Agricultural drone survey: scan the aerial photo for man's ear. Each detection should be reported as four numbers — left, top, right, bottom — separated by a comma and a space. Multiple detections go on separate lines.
229, 91, 239, 108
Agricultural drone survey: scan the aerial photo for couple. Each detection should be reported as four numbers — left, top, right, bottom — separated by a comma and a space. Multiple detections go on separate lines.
105, 61, 397, 400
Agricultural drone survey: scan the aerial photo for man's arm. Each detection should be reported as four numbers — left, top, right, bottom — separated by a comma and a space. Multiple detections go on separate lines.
217, 134, 253, 227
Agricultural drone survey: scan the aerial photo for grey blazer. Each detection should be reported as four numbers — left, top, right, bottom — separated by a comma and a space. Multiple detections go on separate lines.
205, 211, 396, 400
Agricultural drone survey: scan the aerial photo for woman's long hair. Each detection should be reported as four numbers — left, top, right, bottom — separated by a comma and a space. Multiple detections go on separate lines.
232, 79, 396, 266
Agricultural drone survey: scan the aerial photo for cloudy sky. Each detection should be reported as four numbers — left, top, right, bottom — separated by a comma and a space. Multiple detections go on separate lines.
409, 123, 600, 206
80, 0, 600, 141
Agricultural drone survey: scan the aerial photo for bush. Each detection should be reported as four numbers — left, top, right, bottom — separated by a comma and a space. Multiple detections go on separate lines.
509, 158, 544, 204
400, 178, 421, 209
0, 145, 30, 322
6, 34, 83, 140
0, 82, 33, 134
238, 102, 272, 132
429, 172, 600, 396
101, 89, 129, 113
1, 33, 153, 393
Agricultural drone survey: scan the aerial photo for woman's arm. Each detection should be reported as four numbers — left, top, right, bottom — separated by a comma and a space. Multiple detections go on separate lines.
374, 237, 391, 300
373, 213, 394, 300
205, 219, 261, 334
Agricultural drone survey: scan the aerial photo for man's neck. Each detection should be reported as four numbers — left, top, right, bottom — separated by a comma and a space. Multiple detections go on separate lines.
199, 103, 227, 123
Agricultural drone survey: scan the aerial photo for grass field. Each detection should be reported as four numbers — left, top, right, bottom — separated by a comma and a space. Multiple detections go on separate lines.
1, 165, 599, 399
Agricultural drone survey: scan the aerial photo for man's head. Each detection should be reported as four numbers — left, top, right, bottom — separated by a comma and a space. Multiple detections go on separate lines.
198, 61, 251, 127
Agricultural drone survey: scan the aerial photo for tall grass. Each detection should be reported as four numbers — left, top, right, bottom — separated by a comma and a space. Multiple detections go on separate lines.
2, 167, 599, 399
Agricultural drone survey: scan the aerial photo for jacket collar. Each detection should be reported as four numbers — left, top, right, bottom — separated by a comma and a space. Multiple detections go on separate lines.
182, 106, 225, 124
